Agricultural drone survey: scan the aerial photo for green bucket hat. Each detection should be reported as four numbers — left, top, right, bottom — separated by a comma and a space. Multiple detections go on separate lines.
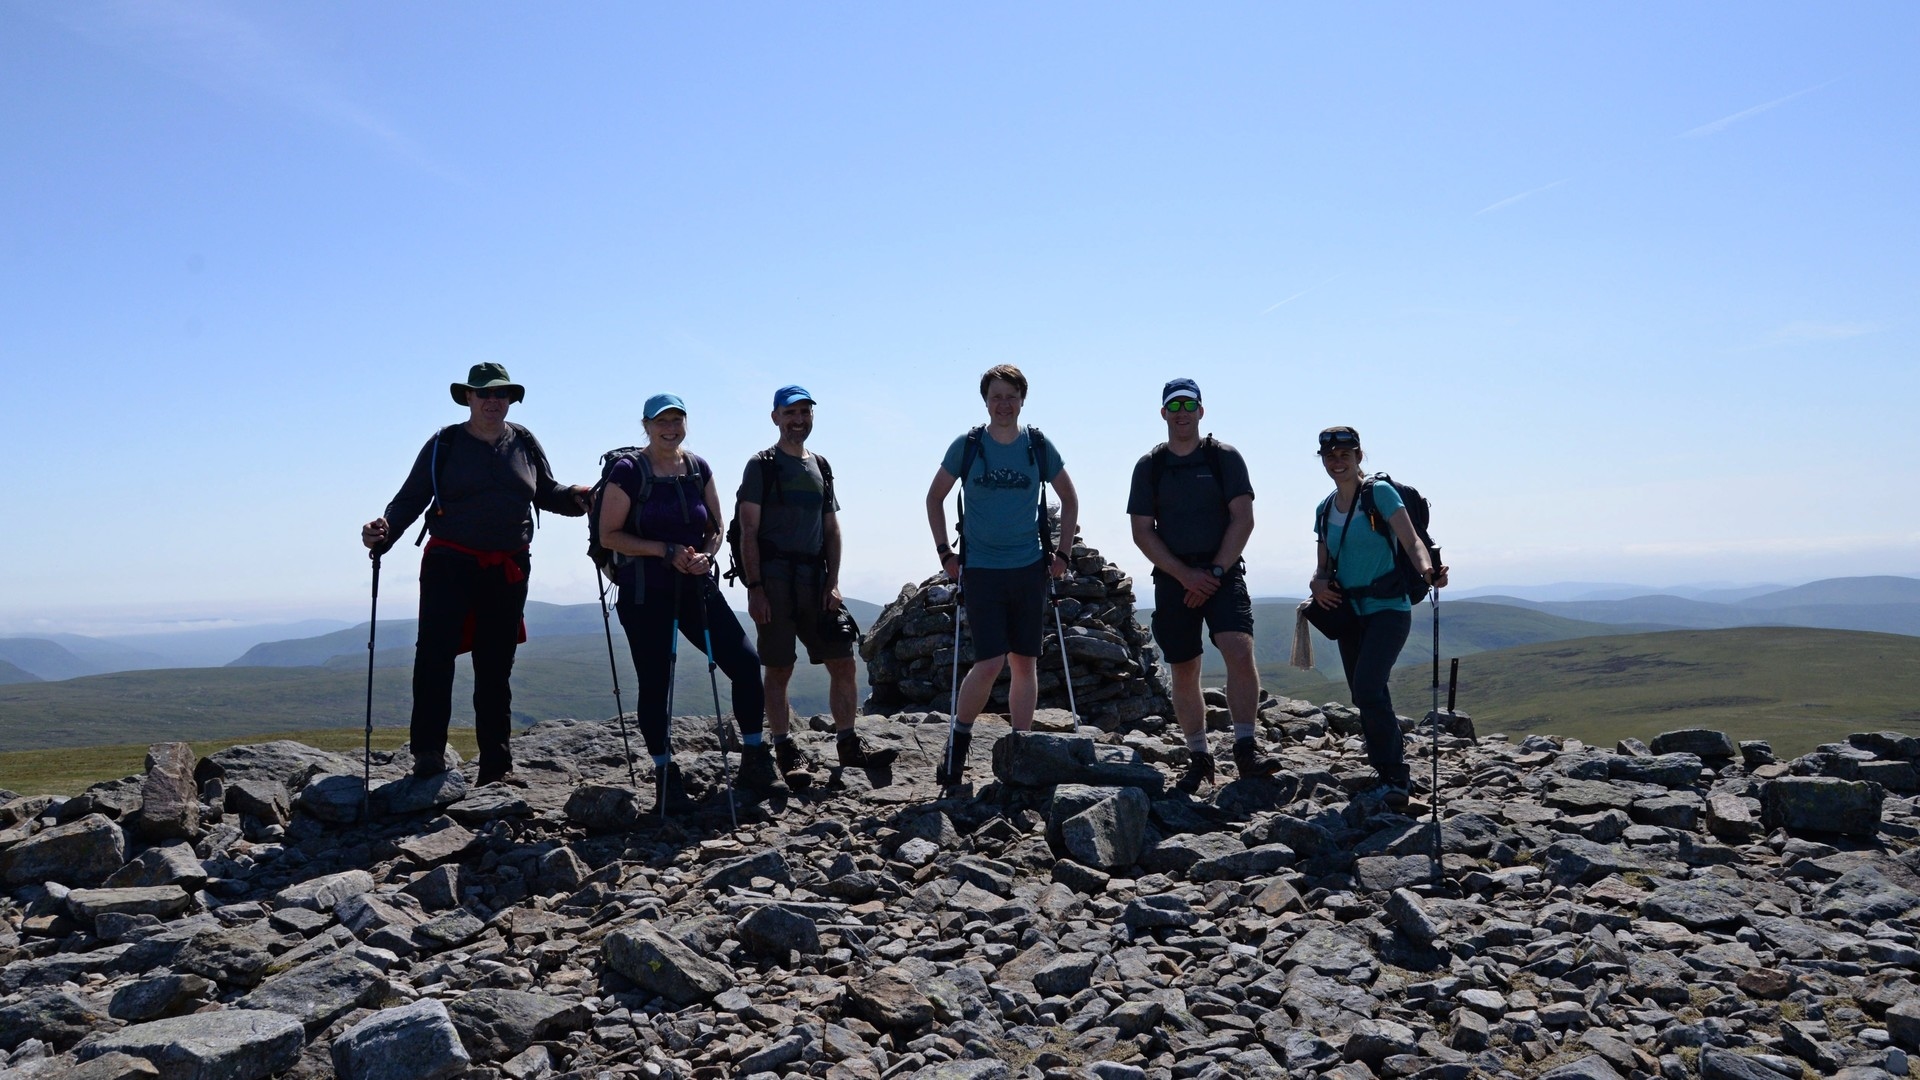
450, 362, 525, 405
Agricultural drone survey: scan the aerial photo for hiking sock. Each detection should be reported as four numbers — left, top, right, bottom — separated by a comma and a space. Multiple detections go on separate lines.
1233, 721, 1255, 743
770, 732, 790, 745
1185, 732, 1209, 754
743, 731, 763, 747
651, 754, 671, 769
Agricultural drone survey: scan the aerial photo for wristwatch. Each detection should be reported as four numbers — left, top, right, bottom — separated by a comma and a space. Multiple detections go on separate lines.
1209, 564, 1226, 579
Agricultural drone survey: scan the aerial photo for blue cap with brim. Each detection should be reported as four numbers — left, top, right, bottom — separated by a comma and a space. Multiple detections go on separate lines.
644, 393, 687, 419
772, 385, 815, 409
1162, 377, 1201, 406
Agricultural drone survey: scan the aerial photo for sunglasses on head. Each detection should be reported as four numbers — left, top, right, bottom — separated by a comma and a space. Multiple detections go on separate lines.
1164, 398, 1200, 412
472, 387, 514, 400
1318, 429, 1359, 450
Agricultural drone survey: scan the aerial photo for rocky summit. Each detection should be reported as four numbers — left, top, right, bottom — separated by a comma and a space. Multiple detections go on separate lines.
2, 704, 1919, 1080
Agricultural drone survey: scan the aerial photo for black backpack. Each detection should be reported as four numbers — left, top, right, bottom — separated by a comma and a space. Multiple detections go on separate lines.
723, 449, 837, 585
1146, 433, 1226, 519
586, 448, 707, 581
951, 424, 1053, 566
1315, 472, 1440, 605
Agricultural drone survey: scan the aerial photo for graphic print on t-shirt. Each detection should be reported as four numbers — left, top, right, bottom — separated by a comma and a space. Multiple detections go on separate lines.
974, 466, 1034, 492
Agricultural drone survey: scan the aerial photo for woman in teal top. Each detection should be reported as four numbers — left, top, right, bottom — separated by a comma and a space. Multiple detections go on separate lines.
1308, 426, 1447, 805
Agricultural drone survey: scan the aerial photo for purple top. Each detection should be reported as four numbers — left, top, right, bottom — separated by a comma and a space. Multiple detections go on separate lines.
607, 452, 713, 597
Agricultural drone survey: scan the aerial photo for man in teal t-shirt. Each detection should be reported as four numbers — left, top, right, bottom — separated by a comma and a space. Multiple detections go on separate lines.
924, 364, 1080, 788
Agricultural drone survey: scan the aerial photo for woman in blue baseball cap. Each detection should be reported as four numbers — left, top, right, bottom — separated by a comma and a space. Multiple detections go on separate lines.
596, 393, 767, 812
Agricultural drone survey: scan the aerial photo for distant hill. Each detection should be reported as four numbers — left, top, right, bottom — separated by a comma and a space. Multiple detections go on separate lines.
1473, 575, 1920, 637
0, 658, 42, 686
1736, 575, 1920, 608
1390, 626, 1920, 759
0, 638, 98, 681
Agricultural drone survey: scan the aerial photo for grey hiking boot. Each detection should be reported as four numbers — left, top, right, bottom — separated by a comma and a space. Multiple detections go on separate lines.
1232, 737, 1281, 778
774, 739, 814, 790
653, 762, 693, 816
1175, 750, 1216, 795
737, 744, 779, 791
837, 733, 897, 769
935, 729, 972, 788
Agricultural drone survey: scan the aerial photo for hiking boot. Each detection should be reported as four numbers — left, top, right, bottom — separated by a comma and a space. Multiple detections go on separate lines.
935, 729, 973, 788
837, 733, 897, 769
1175, 750, 1216, 795
476, 768, 525, 788
1356, 780, 1411, 809
775, 739, 814, 790
1232, 737, 1281, 778
653, 762, 694, 816
737, 744, 779, 792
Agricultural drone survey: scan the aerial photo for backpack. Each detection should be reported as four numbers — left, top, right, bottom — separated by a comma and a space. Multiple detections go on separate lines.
1314, 472, 1440, 605
951, 424, 1053, 566
1146, 433, 1227, 520
586, 448, 707, 581
723, 449, 837, 585
412, 422, 542, 546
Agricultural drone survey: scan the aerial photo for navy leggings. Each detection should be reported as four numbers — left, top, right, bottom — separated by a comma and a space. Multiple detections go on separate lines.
616, 573, 764, 758
1336, 607, 1412, 787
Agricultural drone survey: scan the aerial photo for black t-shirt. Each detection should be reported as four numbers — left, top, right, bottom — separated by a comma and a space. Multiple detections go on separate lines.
1125, 439, 1254, 561
738, 448, 837, 577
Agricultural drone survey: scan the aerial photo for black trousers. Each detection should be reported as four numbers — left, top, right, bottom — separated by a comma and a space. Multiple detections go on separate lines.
411, 548, 530, 777
616, 572, 764, 759
1336, 607, 1412, 787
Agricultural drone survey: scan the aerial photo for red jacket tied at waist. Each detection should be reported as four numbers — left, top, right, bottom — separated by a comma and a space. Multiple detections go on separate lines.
425, 537, 529, 584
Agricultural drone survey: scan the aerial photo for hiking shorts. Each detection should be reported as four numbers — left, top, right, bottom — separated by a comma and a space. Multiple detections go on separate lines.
757, 566, 856, 668
962, 558, 1048, 660
1151, 564, 1255, 665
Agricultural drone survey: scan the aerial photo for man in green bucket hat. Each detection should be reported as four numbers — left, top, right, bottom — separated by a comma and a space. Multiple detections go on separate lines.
363, 363, 588, 787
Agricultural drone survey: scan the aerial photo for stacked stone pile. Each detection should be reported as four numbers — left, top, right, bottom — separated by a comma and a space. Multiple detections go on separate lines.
1, 712, 1919, 1080
860, 534, 1174, 728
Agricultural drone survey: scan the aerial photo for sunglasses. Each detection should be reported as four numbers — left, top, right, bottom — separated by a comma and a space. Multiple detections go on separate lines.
1164, 399, 1200, 412
1318, 429, 1359, 450
472, 387, 514, 400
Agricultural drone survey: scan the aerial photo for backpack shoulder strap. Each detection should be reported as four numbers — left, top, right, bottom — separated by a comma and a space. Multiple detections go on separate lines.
814, 453, 835, 515
1202, 435, 1225, 492
956, 424, 987, 481
755, 448, 780, 505
413, 424, 461, 545
1147, 442, 1171, 516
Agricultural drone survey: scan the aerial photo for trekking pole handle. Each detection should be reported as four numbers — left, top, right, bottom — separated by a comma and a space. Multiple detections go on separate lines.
1448, 658, 1459, 713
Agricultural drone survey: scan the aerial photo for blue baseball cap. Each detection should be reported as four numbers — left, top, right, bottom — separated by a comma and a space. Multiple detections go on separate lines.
1162, 378, 1201, 406
772, 384, 815, 409
643, 393, 687, 419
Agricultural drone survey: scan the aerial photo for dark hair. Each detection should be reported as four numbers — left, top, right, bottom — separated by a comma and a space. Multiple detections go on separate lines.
979, 364, 1028, 401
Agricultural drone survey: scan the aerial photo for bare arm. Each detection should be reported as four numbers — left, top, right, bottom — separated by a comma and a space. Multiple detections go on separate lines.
1311, 538, 1342, 609
926, 467, 961, 580
1212, 494, 1255, 569
822, 511, 844, 611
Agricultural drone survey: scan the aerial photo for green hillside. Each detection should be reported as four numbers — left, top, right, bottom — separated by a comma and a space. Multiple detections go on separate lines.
0, 658, 42, 686
1391, 626, 1920, 759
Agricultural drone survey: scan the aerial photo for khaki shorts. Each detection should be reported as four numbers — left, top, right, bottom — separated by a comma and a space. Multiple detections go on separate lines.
758, 567, 856, 668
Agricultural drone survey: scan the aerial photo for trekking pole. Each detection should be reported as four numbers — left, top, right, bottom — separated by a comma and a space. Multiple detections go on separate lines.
700, 574, 739, 833
944, 583, 965, 786
595, 568, 638, 785
1430, 585, 1442, 882
662, 573, 682, 819
1050, 579, 1079, 724
362, 552, 380, 824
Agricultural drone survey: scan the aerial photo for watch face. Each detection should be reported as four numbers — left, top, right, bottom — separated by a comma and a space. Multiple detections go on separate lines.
1211, 565, 1225, 578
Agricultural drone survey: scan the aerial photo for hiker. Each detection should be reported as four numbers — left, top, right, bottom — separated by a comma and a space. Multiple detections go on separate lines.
597, 393, 769, 811
1309, 426, 1448, 806
1126, 378, 1281, 793
924, 364, 1079, 787
736, 385, 894, 789
360, 363, 589, 787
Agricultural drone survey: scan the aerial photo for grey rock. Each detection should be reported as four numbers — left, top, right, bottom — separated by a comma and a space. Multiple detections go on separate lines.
1138, 830, 1244, 874
76, 1009, 305, 1080
849, 965, 934, 1029
237, 950, 388, 1033
1354, 854, 1437, 892
1887, 997, 1920, 1051
1386, 888, 1442, 945
66, 886, 192, 923
1762, 776, 1883, 836
1650, 728, 1737, 760
736, 1031, 810, 1074
738, 903, 823, 957
0, 991, 110, 1052
129, 742, 200, 840
61, 1052, 162, 1080
102, 842, 207, 890
1641, 879, 1751, 930
1121, 894, 1196, 932
175, 926, 276, 988
196, 739, 357, 791
994, 732, 1164, 794
223, 779, 290, 827
1542, 837, 1656, 884
1190, 842, 1294, 882
1609, 751, 1704, 787
331, 999, 470, 1080
370, 770, 469, 816
1698, 1046, 1790, 1080
276, 869, 375, 911
905, 1061, 1011, 1080
603, 923, 736, 1005
701, 847, 792, 891
562, 784, 642, 831
1343, 1017, 1418, 1065
1031, 952, 1099, 997
295, 773, 367, 823
1060, 786, 1150, 871
0, 812, 124, 887
1817, 866, 1920, 921
444, 989, 591, 1061
394, 824, 477, 866
108, 973, 215, 1022
1539, 1056, 1627, 1080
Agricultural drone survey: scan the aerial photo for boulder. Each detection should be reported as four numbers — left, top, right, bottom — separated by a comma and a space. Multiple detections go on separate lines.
130, 742, 199, 840
75, 1009, 305, 1080
0, 812, 125, 887
331, 999, 471, 1080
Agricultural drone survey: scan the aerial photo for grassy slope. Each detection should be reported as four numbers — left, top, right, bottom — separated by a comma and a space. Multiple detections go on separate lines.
1389, 626, 1920, 759
0, 728, 482, 798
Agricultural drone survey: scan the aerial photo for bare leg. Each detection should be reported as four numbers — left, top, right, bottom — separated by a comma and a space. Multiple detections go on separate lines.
763, 665, 795, 740
1171, 656, 1205, 741
1006, 653, 1038, 732
1217, 632, 1261, 735
955, 654, 1007, 727
826, 657, 859, 732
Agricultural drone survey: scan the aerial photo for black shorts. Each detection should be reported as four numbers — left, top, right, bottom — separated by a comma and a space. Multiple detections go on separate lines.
962, 558, 1048, 660
757, 566, 857, 668
1151, 565, 1255, 665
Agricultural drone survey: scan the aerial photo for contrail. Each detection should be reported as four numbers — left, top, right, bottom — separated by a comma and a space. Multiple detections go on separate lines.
1261, 272, 1346, 315
1681, 78, 1840, 139
1474, 178, 1571, 217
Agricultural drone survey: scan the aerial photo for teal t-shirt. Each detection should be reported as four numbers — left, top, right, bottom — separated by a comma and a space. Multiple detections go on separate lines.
941, 428, 1064, 570
1316, 480, 1411, 615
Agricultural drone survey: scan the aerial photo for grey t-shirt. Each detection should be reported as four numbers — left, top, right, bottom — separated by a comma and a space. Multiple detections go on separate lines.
738, 448, 838, 576
1125, 439, 1254, 561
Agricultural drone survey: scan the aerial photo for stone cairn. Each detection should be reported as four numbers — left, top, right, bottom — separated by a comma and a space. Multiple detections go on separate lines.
859, 533, 1174, 728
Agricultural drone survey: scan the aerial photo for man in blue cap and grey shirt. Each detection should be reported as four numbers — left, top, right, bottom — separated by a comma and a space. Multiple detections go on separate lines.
737, 385, 893, 789
1127, 377, 1281, 793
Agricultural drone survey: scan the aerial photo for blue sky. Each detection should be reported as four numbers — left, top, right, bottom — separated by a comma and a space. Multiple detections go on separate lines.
3, 3, 1915, 636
